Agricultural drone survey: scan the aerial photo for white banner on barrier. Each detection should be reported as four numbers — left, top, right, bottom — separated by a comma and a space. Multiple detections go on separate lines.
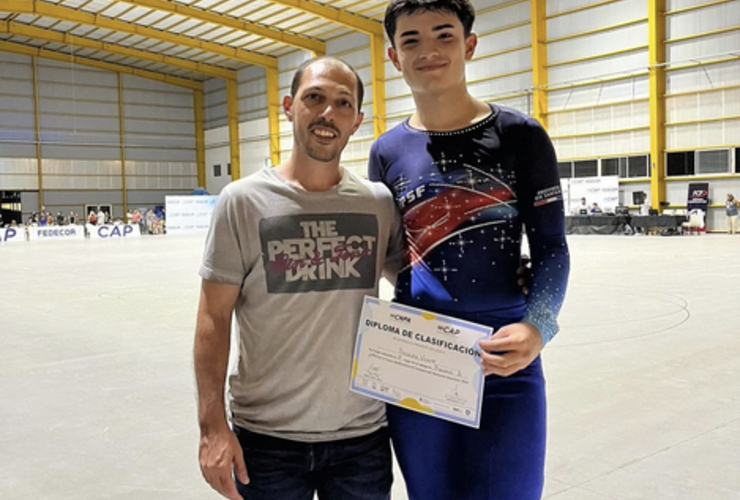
87, 224, 141, 239
165, 195, 219, 235
28, 226, 86, 241
0, 227, 25, 244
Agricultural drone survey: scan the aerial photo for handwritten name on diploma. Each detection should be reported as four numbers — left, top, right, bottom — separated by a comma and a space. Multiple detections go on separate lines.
352, 298, 490, 428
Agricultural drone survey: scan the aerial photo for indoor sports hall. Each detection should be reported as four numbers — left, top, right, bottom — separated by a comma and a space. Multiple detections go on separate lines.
1, 1, 738, 499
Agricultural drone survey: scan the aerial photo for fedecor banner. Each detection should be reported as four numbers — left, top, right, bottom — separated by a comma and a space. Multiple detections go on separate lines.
165, 195, 219, 235
28, 225, 86, 241
0, 227, 25, 244
87, 224, 141, 239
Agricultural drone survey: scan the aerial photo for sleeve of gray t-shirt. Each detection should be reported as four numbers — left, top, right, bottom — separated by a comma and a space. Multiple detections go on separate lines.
199, 186, 248, 286
377, 184, 404, 287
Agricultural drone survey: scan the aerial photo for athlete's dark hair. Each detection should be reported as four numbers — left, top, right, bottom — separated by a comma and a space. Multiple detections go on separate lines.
384, 0, 476, 47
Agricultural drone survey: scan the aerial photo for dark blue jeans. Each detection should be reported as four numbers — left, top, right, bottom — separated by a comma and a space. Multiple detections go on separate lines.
233, 426, 392, 500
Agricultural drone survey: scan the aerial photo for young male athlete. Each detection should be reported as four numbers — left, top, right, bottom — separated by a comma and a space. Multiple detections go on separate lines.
369, 1, 570, 499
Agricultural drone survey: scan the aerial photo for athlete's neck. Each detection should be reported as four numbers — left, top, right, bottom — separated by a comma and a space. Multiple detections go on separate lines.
409, 91, 490, 132
276, 152, 342, 192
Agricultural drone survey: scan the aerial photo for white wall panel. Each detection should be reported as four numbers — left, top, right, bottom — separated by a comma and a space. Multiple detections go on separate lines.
554, 130, 649, 160
0, 112, 35, 129
469, 72, 533, 100
0, 158, 38, 190
550, 78, 650, 110
2, 79, 37, 96
468, 50, 531, 80
668, 33, 740, 63
667, 119, 740, 150
124, 103, 194, 121
548, 0, 646, 39
551, 100, 650, 136
37, 60, 116, 87
0, 145, 36, 158
41, 144, 119, 160
666, 62, 740, 93
0, 52, 36, 189
128, 189, 192, 206
327, 32, 368, 54
125, 147, 195, 162
204, 78, 227, 129
549, 52, 648, 86
667, 88, 740, 123
0, 96, 34, 113
549, 25, 647, 64
238, 67, 266, 120
476, 26, 531, 55
667, 2, 740, 38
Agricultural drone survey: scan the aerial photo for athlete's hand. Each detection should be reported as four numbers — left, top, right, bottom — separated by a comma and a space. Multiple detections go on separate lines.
199, 426, 248, 500
478, 322, 542, 377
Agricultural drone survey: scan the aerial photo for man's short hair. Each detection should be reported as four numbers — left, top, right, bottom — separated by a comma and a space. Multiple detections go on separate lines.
384, 0, 476, 47
290, 56, 365, 110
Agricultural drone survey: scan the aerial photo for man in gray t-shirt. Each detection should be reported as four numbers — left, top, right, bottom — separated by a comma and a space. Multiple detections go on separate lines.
194, 57, 403, 500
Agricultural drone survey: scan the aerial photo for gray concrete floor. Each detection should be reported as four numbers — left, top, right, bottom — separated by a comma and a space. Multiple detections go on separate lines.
1, 234, 738, 500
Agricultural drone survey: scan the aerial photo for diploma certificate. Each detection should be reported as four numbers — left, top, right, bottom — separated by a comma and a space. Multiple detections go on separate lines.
350, 296, 491, 428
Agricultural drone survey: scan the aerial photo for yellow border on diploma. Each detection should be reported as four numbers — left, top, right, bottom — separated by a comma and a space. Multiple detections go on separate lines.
398, 398, 434, 414
351, 359, 358, 380
421, 312, 437, 320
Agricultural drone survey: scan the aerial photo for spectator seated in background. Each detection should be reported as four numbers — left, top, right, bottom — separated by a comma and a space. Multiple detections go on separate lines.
589, 202, 603, 214
572, 197, 589, 215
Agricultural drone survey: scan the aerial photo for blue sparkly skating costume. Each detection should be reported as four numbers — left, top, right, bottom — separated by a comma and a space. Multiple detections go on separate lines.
368, 105, 569, 500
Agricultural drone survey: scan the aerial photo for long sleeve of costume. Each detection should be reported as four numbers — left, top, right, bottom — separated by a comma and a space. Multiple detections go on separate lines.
513, 118, 570, 344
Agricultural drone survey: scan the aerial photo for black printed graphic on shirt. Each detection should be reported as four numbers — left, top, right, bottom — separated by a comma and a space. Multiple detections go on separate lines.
260, 213, 378, 293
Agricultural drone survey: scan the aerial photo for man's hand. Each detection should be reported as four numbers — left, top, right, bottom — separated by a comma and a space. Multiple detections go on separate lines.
199, 426, 248, 500
478, 322, 543, 377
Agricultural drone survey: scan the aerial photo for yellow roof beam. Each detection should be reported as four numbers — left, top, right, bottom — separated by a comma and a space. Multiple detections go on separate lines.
121, 0, 324, 55
0, 21, 236, 80
0, 39, 202, 90
8, 0, 277, 68
264, 0, 383, 35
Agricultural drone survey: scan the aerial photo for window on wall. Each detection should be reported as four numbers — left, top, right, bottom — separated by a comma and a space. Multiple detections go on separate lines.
696, 149, 729, 174
213, 164, 222, 177
573, 160, 597, 178
627, 155, 649, 178
736, 148, 740, 173
667, 151, 694, 176
227, 163, 232, 176
601, 158, 619, 177
557, 162, 572, 179
598, 156, 648, 178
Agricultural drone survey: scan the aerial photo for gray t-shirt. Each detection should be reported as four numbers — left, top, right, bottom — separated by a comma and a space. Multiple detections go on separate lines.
200, 167, 404, 442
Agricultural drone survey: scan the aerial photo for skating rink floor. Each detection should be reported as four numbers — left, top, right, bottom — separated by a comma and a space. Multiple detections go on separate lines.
1, 233, 738, 500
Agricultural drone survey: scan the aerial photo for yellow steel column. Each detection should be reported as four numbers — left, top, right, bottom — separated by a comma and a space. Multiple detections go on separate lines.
370, 33, 386, 137
226, 78, 241, 180
193, 89, 206, 187
117, 73, 128, 217
32, 56, 43, 210
266, 67, 281, 167
648, 0, 666, 211
530, 0, 548, 129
